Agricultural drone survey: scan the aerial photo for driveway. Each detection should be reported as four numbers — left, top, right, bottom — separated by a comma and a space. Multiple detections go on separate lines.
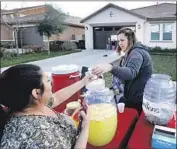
1, 50, 118, 73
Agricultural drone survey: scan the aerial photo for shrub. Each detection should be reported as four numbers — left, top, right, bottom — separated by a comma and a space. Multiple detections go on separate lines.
50, 41, 64, 51
61, 41, 77, 51
0, 48, 6, 58
71, 41, 79, 49
23, 45, 42, 53
0, 41, 16, 49
149, 46, 162, 52
22, 45, 34, 54
78, 40, 85, 49
50, 40, 80, 51
1, 49, 18, 59
148, 46, 176, 53
3, 51, 18, 59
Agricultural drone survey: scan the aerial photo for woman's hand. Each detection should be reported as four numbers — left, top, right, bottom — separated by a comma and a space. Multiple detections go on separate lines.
80, 103, 90, 130
91, 63, 113, 76
73, 102, 90, 149
63, 99, 90, 131
81, 74, 97, 86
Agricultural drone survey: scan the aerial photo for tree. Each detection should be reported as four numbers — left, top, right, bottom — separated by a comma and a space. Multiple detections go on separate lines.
37, 4, 66, 55
1, 4, 22, 56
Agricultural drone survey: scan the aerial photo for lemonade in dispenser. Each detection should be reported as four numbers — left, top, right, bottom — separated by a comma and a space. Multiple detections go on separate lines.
84, 79, 118, 146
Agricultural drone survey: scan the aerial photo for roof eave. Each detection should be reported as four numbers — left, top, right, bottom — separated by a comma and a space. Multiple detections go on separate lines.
80, 3, 146, 23
147, 17, 176, 21
65, 23, 84, 28
6, 20, 84, 27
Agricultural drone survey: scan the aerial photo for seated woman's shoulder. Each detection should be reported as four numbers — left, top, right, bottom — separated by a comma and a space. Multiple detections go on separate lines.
1, 115, 77, 149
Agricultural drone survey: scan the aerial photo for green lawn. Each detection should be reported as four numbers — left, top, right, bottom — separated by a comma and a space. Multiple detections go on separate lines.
1, 50, 81, 68
151, 54, 176, 81
104, 54, 176, 87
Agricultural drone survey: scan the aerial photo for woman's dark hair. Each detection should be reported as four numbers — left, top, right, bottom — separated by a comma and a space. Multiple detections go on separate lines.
0, 64, 44, 139
116, 27, 137, 54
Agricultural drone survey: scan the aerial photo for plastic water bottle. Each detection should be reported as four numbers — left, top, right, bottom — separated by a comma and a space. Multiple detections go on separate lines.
143, 74, 176, 125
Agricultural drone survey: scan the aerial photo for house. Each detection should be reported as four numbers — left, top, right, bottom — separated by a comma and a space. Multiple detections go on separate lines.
80, 3, 176, 50
1, 9, 14, 42
1, 5, 85, 48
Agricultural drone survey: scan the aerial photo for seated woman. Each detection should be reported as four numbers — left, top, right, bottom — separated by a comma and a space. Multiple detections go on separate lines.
0, 64, 93, 149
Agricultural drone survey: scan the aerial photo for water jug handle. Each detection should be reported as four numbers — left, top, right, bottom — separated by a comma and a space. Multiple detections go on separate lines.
69, 74, 81, 78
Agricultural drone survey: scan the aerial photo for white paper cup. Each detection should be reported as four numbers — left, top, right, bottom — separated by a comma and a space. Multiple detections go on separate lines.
118, 103, 125, 113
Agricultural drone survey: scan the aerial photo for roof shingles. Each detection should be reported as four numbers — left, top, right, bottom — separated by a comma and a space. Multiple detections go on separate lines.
81, 3, 176, 23
1, 5, 84, 27
131, 3, 176, 19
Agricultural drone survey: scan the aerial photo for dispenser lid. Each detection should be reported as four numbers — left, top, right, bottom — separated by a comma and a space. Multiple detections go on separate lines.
86, 79, 105, 90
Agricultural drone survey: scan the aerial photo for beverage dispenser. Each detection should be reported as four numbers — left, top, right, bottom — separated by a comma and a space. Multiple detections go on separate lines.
84, 79, 117, 146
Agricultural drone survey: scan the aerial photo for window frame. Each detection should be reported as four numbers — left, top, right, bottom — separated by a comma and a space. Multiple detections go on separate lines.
162, 23, 172, 41
150, 23, 173, 42
150, 24, 160, 41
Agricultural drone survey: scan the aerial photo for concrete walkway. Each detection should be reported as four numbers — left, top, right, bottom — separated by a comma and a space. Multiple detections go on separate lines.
1, 50, 118, 73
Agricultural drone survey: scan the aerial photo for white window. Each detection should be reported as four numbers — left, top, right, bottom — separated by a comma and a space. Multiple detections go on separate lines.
163, 24, 172, 40
150, 23, 173, 41
150, 24, 160, 40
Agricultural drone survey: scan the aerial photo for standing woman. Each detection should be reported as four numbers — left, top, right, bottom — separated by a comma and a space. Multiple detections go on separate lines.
92, 27, 153, 114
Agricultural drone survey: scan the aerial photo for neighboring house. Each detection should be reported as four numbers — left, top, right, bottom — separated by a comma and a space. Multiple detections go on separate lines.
45, 16, 85, 41
1, 9, 14, 42
80, 3, 176, 50
1, 23, 14, 41
1, 5, 85, 48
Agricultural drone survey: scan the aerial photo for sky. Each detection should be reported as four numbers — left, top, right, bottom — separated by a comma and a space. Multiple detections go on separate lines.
1, 1, 176, 18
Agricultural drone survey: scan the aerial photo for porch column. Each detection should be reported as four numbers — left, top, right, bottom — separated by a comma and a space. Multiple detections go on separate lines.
135, 21, 145, 44
85, 25, 93, 50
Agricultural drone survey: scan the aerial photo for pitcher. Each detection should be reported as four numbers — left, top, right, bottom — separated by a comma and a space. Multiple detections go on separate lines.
84, 79, 117, 146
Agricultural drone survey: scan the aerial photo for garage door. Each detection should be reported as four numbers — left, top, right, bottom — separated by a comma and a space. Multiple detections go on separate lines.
93, 26, 118, 49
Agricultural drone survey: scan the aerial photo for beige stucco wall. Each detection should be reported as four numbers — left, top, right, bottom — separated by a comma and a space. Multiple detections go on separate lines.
48, 26, 84, 41
1, 24, 13, 41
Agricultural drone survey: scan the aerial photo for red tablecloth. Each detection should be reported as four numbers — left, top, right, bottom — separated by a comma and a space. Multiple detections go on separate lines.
127, 111, 176, 149
86, 108, 138, 149
127, 112, 154, 149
